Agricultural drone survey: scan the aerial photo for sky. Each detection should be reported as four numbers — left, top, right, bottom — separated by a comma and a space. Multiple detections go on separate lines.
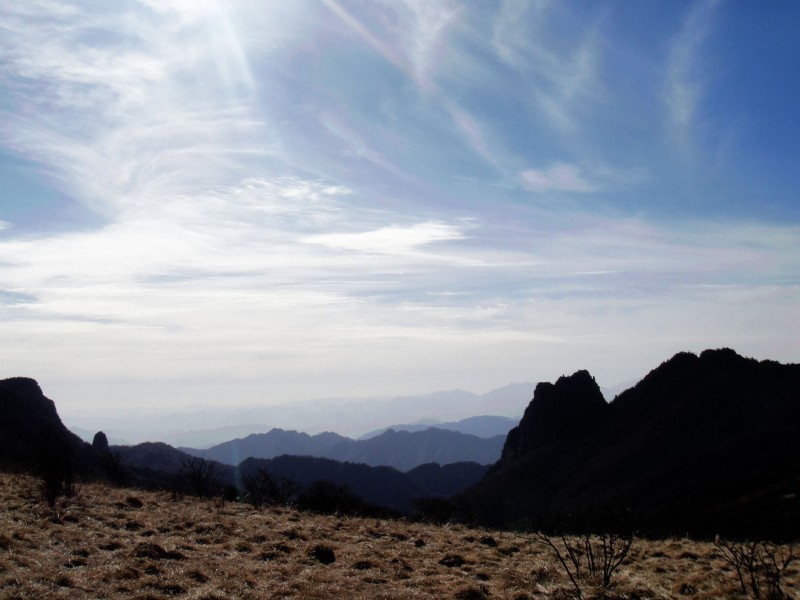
1, 0, 799, 416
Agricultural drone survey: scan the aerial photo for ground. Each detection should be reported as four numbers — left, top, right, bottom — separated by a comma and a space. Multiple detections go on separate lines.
0, 471, 796, 599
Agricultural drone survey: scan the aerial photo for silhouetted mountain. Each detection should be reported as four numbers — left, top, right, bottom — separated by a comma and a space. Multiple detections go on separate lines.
186, 427, 504, 471
463, 349, 800, 540
113, 442, 200, 475
0, 377, 96, 470
498, 370, 606, 465
360, 415, 519, 439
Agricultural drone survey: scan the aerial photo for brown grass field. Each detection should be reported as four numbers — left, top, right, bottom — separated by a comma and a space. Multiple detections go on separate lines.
0, 471, 797, 599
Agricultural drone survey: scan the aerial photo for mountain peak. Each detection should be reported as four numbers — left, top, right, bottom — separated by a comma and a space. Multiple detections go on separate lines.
0, 376, 83, 467
499, 369, 606, 465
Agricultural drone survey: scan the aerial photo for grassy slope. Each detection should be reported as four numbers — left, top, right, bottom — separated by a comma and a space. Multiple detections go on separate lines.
0, 471, 797, 600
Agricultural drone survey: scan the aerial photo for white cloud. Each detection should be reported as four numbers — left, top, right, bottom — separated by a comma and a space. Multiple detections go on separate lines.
520, 163, 594, 193
302, 221, 466, 255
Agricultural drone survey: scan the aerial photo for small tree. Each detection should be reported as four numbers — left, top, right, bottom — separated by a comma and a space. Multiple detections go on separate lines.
242, 468, 299, 509
181, 457, 220, 500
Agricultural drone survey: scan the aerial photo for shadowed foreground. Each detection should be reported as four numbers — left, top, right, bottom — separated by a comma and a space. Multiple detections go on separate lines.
1, 472, 797, 599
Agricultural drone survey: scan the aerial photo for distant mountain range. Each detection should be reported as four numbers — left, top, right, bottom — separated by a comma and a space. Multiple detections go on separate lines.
461, 348, 800, 539
182, 427, 505, 471
0, 377, 490, 512
60, 382, 534, 446
358, 415, 518, 439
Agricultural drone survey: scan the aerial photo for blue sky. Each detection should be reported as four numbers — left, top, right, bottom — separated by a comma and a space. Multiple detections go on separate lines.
1, 0, 799, 413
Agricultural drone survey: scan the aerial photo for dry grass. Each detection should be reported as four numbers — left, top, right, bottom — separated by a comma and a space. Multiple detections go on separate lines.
0, 471, 797, 599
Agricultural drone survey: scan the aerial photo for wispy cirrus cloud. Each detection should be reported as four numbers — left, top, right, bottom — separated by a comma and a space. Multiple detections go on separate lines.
520, 163, 594, 193
321, 0, 460, 91
664, 0, 720, 146
491, 0, 604, 135
0, 1, 269, 218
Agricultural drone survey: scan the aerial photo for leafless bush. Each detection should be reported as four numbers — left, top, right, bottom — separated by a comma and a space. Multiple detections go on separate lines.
241, 468, 299, 509
37, 434, 83, 507
715, 537, 796, 599
535, 531, 634, 598
180, 457, 220, 500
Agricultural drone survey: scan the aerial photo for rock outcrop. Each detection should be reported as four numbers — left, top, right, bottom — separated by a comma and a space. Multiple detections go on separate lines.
92, 431, 110, 454
499, 369, 606, 466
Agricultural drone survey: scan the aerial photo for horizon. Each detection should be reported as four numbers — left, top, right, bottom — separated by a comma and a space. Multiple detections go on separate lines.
58, 379, 537, 445
2, 2, 799, 415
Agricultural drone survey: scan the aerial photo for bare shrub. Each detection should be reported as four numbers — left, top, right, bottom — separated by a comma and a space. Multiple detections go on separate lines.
241, 468, 299, 509
715, 537, 796, 599
37, 433, 83, 507
180, 457, 220, 500
535, 531, 634, 598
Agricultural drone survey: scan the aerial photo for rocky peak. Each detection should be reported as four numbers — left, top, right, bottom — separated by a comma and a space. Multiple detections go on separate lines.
92, 431, 110, 454
0, 377, 77, 465
0, 377, 64, 433
499, 369, 607, 465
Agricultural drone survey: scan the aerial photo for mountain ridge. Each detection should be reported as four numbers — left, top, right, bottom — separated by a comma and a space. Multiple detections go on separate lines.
183, 427, 505, 471
359, 415, 518, 439
463, 348, 800, 539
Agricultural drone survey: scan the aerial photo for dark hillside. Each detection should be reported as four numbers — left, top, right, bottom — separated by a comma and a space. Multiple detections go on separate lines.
239, 455, 429, 513
406, 461, 490, 497
463, 349, 800, 540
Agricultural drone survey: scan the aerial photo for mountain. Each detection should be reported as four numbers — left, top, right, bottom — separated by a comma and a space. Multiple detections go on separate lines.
114, 441, 488, 513
359, 415, 519, 439
114, 442, 208, 475
0, 377, 96, 470
463, 349, 800, 539
180, 429, 349, 465
326, 428, 504, 471
187, 427, 505, 471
